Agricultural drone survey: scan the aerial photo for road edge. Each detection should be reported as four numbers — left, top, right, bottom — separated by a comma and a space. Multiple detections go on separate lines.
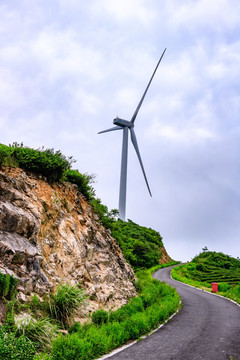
170, 273, 240, 308
97, 300, 182, 359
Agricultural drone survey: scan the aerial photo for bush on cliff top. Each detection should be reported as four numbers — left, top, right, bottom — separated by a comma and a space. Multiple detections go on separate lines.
0, 143, 73, 183
64, 169, 95, 200
90, 201, 165, 271
0, 143, 95, 199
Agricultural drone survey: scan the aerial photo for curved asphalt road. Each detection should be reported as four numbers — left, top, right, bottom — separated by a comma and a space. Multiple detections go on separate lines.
104, 266, 240, 360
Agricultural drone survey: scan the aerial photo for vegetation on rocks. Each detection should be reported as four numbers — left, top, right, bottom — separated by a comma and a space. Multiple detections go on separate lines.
0, 142, 168, 271
0, 143, 95, 197
0, 326, 36, 360
90, 199, 167, 271
0, 143, 73, 183
0, 273, 18, 300
0, 281, 87, 360
46, 283, 86, 328
172, 251, 240, 304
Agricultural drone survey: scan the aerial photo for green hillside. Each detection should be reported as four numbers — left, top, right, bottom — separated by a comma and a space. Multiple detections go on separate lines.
188, 251, 240, 284
172, 251, 240, 303
104, 219, 165, 270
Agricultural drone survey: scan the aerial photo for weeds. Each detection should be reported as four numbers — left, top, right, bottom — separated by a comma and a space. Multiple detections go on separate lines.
47, 283, 85, 328
15, 314, 58, 351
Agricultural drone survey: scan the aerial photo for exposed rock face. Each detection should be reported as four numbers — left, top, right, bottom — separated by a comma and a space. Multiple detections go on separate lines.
0, 167, 136, 312
159, 246, 172, 264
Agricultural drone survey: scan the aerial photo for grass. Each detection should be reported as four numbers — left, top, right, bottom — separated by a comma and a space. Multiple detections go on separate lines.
46, 283, 86, 328
0, 264, 180, 360
15, 315, 58, 351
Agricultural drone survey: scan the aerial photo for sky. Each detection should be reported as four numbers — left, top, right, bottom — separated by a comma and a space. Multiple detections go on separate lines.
0, 0, 239, 262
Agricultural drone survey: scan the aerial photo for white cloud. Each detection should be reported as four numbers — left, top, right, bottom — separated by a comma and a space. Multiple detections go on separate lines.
31, 30, 104, 82
167, 0, 240, 32
147, 120, 216, 143
72, 89, 102, 115
0, 68, 25, 107
92, 0, 156, 25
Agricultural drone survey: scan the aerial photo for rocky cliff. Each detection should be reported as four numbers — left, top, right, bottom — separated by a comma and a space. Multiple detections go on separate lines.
0, 167, 136, 314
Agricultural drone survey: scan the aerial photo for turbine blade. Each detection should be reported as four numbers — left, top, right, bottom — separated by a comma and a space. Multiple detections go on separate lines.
130, 48, 166, 124
130, 127, 152, 197
98, 126, 122, 134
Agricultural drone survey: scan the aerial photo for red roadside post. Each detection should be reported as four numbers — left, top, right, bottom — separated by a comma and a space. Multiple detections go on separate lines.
212, 282, 218, 293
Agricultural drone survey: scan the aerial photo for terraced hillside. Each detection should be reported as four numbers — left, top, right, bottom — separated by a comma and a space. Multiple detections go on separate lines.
172, 251, 240, 303
184, 251, 240, 285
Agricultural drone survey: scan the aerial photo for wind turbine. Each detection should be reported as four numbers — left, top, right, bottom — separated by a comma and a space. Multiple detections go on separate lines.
98, 48, 166, 220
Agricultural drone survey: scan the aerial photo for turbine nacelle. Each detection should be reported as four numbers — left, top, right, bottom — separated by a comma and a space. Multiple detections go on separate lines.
113, 117, 133, 128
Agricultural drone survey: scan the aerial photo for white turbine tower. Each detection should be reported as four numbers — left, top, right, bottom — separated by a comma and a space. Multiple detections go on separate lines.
98, 48, 166, 220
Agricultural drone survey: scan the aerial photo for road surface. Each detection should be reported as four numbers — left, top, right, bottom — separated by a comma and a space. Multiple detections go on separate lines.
104, 266, 240, 360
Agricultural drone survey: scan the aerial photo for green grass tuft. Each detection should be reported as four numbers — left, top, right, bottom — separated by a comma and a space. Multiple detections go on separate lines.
46, 283, 85, 328
15, 315, 58, 351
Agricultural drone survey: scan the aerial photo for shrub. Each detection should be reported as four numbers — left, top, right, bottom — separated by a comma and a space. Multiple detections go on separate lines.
0, 143, 74, 183
0, 326, 35, 360
68, 321, 82, 334
0, 273, 18, 300
218, 282, 231, 292
47, 283, 85, 328
65, 170, 95, 200
90, 198, 110, 224
10, 145, 73, 183
0, 143, 97, 200
29, 293, 41, 315
103, 219, 164, 270
0, 144, 14, 167
91, 309, 108, 325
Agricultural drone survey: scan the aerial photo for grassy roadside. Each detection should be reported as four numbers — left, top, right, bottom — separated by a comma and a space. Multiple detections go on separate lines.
171, 252, 240, 305
41, 266, 181, 360
0, 265, 181, 360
